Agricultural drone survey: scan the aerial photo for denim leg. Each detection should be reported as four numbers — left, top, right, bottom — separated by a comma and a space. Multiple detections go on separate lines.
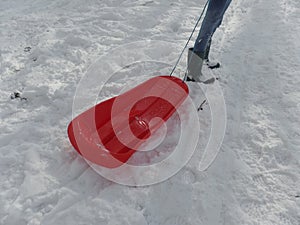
193, 0, 232, 56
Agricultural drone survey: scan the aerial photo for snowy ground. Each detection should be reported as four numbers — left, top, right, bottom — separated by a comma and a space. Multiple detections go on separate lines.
1, 0, 300, 224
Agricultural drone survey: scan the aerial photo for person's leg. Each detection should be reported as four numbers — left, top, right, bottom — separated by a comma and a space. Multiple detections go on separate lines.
193, 0, 232, 56
203, 38, 212, 60
187, 0, 231, 82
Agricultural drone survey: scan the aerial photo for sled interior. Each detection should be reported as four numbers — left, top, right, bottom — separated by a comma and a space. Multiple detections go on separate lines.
67, 75, 189, 168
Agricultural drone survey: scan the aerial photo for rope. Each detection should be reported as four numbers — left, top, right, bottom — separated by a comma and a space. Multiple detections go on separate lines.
169, 0, 209, 79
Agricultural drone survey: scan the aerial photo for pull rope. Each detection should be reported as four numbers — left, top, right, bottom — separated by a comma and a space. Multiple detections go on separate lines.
169, 0, 209, 79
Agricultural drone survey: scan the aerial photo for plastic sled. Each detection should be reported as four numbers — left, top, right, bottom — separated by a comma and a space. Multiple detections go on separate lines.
67, 76, 189, 168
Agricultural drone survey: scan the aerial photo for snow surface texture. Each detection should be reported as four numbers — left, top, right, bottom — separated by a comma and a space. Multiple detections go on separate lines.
1, 0, 300, 224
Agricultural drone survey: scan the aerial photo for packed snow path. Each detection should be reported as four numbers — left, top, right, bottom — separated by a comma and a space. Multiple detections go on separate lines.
0, 0, 299, 224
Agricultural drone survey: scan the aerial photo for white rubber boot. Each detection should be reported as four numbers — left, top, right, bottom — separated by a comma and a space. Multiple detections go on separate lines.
187, 48, 204, 82
186, 48, 215, 84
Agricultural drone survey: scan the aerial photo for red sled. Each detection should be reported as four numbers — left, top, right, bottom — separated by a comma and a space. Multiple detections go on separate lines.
67, 76, 189, 168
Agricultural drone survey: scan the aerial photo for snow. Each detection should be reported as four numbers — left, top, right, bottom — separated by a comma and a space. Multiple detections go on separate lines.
1, 0, 299, 224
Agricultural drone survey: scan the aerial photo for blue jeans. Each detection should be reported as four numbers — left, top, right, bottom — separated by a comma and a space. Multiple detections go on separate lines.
193, 0, 232, 56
